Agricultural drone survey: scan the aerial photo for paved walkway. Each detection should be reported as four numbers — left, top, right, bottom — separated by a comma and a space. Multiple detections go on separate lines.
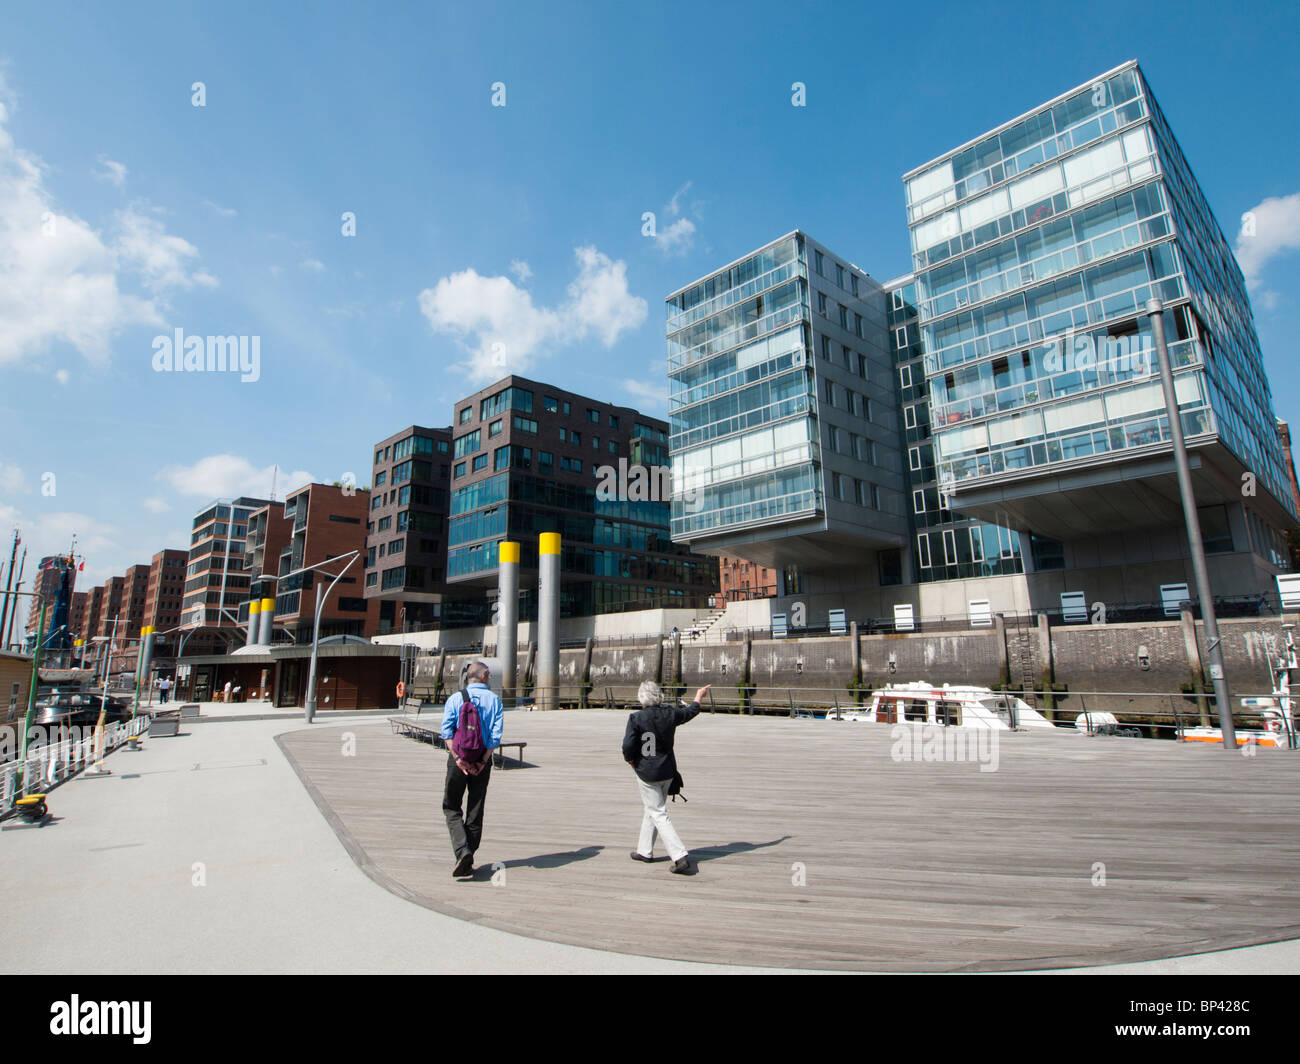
2, 708, 1298, 973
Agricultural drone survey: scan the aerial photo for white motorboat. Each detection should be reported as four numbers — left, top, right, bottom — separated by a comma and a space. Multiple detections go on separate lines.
832, 681, 1056, 730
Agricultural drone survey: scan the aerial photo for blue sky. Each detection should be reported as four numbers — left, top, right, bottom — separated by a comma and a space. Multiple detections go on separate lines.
1, 0, 1298, 593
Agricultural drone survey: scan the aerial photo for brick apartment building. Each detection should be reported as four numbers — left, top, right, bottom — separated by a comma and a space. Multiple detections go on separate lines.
443, 375, 717, 620
366, 424, 486, 634
144, 548, 188, 637
120, 563, 150, 642
249, 482, 378, 643
717, 556, 782, 603
67, 591, 88, 641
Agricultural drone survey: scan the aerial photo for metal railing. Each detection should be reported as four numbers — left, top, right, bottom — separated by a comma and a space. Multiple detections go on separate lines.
0, 715, 152, 819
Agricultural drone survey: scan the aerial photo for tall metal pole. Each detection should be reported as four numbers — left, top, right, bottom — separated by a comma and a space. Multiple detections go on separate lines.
1146, 298, 1235, 749
18, 602, 46, 792
0, 528, 18, 646
304, 554, 358, 724
497, 541, 520, 705
6, 548, 26, 651
537, 533, 561, 711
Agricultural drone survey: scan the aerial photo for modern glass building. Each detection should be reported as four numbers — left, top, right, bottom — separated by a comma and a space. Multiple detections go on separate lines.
886, 275, 1028, 584
667, 231, 909, 583
667, 64, 1294, 619
905, 61, 1296, 563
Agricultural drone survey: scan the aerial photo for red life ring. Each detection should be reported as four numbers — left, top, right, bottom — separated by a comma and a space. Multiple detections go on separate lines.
396, 681, 406, 699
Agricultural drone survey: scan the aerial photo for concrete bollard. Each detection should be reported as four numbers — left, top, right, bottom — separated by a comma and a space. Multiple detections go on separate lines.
497, 541, 520, 705
537, 533, 560, 711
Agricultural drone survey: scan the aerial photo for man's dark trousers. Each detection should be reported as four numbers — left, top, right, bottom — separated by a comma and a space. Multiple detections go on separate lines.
443, 753, 491, 859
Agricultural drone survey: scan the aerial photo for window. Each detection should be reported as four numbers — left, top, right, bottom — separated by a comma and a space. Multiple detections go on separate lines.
839, 305, 848, 330
512, 416, 538, 434
608, 414, 620, 429
850, 274, 859, 297
913, 490, 926, 514
489, 419, 503, 437
544, 395, 558, 412
390, 538, 405, 555
454, 462, 466, 478
817, 291, 827, 315
835, 264, 844, 288
895, 326, 907, 350
609, 441, 617, 453
592, 436, 600, 450
943, 529, 957, 565
458, 407, 472, 424
863, 397, 873, 422
871, 484, 880, 508
587, 408, 599, 423
1029, 535, 1064, 570
858, 354, 869, 380
374, 471, 386, 486
827, 425, 840, 452
905, 405, 917, 429
917, 534, 932, 568
823, 379, 836, 405
454, 430, 480, 457
814, 249, 824, 276
899, 364, 913, 389
539, 451, 554, 469
821, 336, 832, 360
374, 450, 383, 465
563, 400, 571, 415
377, 516, 392, 532
560, 456, 582, 473
472, 454, 488, 471
969, 527, 985, 563
854, 479, 867, 506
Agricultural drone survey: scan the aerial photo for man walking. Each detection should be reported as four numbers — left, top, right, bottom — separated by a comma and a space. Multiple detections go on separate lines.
157, 676, 171, 704
622, 680, 710, 875
440, 661, 503, 878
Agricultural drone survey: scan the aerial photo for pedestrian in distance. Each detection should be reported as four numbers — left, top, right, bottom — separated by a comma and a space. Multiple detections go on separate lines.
157, 676, 171, 704
623, 680, 711, 875
440, 660, 504, 878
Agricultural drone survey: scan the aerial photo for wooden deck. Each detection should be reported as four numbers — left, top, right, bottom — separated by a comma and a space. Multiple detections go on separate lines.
277, 710, 1300, 971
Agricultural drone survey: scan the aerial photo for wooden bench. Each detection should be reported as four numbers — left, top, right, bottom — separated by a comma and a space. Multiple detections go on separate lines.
387, 716, 527, 768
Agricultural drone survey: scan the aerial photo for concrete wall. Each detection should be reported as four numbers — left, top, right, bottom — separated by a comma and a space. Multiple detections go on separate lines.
406, 612, 1294, 717
374, 607, 703, 652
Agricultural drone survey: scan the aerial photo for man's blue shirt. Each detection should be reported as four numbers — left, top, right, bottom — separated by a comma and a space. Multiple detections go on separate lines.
440, 682, 504, 749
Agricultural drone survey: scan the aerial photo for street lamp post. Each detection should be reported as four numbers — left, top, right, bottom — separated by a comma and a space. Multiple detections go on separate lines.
283, 551, 360, 725
1146, 297, 1236, 749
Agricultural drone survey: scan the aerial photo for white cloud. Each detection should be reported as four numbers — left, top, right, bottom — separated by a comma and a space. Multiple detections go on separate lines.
112, 204, 215, 293
300, 258, 326, 272
0, 461, 26, 494
0, 503, 121, 593
651, 182, 700, 257
0, 80, 216, 367
1236, 191, 1300, 311
142, 496, 171, 514
666, 181, 692, 217
269, 265, 283, 278
92, 155, 127, 188
654, 217, 696, 256
202, 199, 237, 218
419, 245, 647, 383
54, 368, 69, 384
509, 259, 532, 283
157, 454, 314, 500
622, 378, 667, 411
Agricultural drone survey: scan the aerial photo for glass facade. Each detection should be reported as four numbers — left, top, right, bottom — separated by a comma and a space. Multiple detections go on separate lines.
887, 278, 1027, 582
667, 232, 906, 555
904, 62, 1294, 528
668, 234, 818, 538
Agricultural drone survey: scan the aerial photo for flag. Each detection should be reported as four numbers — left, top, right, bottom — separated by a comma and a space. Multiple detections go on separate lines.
78, 562, 85, 571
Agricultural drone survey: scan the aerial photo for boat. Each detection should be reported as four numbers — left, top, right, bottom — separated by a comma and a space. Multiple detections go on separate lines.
831, 682, 1057, 730
1178, 625, 1298, 750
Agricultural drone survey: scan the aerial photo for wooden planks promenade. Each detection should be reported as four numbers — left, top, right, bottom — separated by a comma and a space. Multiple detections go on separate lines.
276, 710, 1300, 971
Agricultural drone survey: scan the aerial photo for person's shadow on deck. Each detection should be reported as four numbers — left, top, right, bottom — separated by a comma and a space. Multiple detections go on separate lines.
691, 836, 792, 863
469, 845, 604, 878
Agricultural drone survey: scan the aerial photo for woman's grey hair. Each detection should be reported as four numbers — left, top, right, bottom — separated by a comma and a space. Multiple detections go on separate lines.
637, 680, 662, 707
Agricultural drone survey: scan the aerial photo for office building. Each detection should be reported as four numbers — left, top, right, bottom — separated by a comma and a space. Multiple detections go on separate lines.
666, 231, 910, 596
905, 59, 1294, 600
181, 497, 269, 634
143, 548, 189, 637
670, 63, 1296, 618
447, 375, 717, 620
365, 425, 483, 633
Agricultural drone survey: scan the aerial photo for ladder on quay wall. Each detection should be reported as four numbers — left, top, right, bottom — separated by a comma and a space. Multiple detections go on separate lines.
1007, 613, 1038, 708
